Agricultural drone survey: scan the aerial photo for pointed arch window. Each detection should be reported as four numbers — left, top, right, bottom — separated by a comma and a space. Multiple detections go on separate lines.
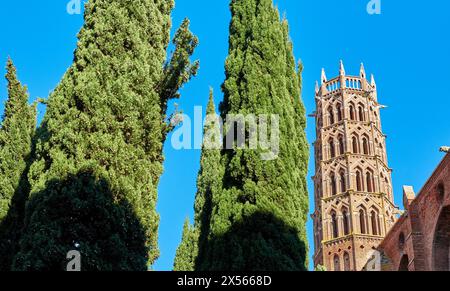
328, 106, 335, 125
349, 105, 356, 120
344, 252, 351, 271
342, 208, 350, 235
371, 209, 379, 236
358, 106, 365, 121
356, 170, 363, 192
338, 136, 345, 155
340, 171, 347, 193
363, 137, 370, 155
336, 104, 343, 122
359, 209, 367, 234
330, 174, 337, 196
334, 255, 341, 271
352, 136, 359, 154
366, 171, 374, 193
329, 138, 335, 159
331, 211, 339, 239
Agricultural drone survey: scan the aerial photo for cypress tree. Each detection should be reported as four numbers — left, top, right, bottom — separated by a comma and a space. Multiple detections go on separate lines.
0, 59, 36, 271
197, 0, 309, 271
14, 0, 198, 271
173, 219, 197, 271
174, 90, 222, 271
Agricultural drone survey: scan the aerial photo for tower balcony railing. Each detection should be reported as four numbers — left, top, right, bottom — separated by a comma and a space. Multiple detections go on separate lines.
321, 76, 366, 95
322, 233, 385, 246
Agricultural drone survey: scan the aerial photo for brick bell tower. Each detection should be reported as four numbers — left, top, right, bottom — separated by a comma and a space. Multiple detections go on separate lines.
311, 61, 399, 271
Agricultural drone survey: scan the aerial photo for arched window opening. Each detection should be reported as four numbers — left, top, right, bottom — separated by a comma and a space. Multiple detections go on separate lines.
399, 255, 409, 271
331, 174, 337, 196
342, 209, 350, 235
336, 104, 343, 122
344, 252, 351, 271
359, 209, 367, 234
329, 139, 335, 159
328, 107, 335, 125
363, 137, 370, 155
366, 171, 374, 193
358, 106, 365, 121
371, 210, 379, 236
331, 211, 339, 239
433, 206, 450, 271
352, 137, 359, 154
340, 171, 346, 193
334, 255, 341, 271
349, 105, 355, 121
356, 170, 363, 192
338, 136, 345, 155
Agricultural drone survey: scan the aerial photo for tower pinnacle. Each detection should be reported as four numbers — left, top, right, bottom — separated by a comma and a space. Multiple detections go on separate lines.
339, 60, 346, 76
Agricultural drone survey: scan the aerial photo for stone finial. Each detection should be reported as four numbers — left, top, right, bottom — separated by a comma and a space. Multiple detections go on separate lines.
315, 81, 319, 94
321, 68, 327, 84
370, 74, 377, 87
360, 63, 366, 79
403, 186, 416, 211
339, 60, 346, 76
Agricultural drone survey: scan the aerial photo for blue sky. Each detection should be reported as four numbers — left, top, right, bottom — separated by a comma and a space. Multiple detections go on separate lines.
0, 1, 449, 271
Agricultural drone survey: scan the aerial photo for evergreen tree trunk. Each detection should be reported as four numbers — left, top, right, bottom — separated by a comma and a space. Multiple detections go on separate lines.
0, 59, 36, 271
13, 0, 197, 271
197, 0, 309, 271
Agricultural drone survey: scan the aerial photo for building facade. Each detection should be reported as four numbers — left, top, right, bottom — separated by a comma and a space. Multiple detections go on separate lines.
311, 62, 399, 271
378, 152, 450, 271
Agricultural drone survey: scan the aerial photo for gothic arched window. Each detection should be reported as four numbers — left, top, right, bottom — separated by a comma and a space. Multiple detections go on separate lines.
366, 171, 374, 193
342, 208, 350, 235
349, 105, 356, 121
334, 255, 341, 271
356, 170, 363, 192
328, 106, 335, 126
363, 137, 370, 155
340, 171, 346, 193
331, 211, 339, 239
371, 209, 379, 236
338, 136, 345, 155
344, 252, 351, 271
329, 138, 335, 159
358, 106, 365, 121
336, 104, 343, 122
359, 208, 367, 234
352, 136, 359, 154
330, 174, 337, 196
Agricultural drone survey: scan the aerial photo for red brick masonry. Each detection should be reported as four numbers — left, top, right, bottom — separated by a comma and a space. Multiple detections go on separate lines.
378, 153, 450, 271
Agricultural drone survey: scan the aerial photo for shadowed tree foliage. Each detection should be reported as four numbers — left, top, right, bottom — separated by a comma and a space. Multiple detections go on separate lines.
196, 0, 309, 271
0, 59, 36, 271
174, 90, 222, 271
173, 219, 197, 271
13, 169, 148, 271
14, 0, 198, 270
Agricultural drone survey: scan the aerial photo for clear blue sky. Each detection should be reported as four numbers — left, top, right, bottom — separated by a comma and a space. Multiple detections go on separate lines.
0, 1, 449, 271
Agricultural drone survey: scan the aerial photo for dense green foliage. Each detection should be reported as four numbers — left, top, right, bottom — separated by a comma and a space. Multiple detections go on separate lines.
0, 59, 36, 271
13, 0, 197, 270
173, 219, 197, 271
195, 0, 309, 271
174, 91, 222, 271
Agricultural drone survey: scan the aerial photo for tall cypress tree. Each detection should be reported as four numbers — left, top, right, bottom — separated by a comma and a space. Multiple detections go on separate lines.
0, 59, 36, 271
174, 90, 222, 271
197, 0, 309, 271
173, 219, 197, 271
13, 0, 198, 271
